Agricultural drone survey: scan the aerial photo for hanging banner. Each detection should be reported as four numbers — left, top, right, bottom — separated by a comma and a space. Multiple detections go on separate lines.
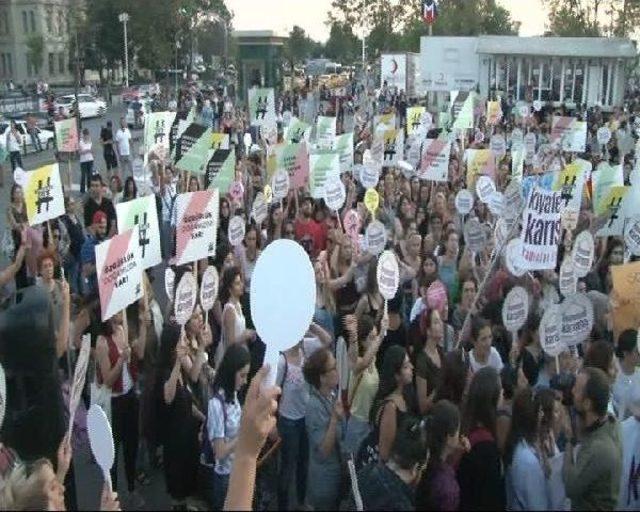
452, 91, 475, 131
54, 118, 79, 152
285, 118, 312, 144
96, 226, 143, 321
176, 128, 213, 174
418, 139, 451, 182
381, 54, 407, 92
205, 148, 235, 194
316, 116, 337, 150
407, 106, 426, 136
24, 163, 65, 226
550, 116, 587, 153
373, 113, 396, 131
593, 162, 624, 215
519, 187, 562, 270
175, 189, 220, 265
116, 195, 162, 270
486, 101, 502, 126
144, 111, 176, 158
309, 153, 340, 199
211, 132, 230, 151
335, 132, 354, 173
274, 142, 310, 189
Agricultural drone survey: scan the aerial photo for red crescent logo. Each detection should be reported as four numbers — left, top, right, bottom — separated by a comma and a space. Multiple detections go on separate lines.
391, 59, 398, 74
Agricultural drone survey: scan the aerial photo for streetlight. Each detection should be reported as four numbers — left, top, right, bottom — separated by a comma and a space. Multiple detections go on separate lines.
118, 12, 129, 88
175, 40, 181, 101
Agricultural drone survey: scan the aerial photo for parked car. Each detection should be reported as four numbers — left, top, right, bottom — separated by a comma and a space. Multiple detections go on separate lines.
0, 119, 54, 153
55, 94, 106, 119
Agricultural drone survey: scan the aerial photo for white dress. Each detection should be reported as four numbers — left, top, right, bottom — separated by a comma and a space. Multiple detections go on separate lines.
216, 301, 246, 367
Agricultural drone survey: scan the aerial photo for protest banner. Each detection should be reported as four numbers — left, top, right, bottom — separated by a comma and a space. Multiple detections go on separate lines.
502, 286, 529, 333
372, 128, 404, 168
596, 186, 630, 237
323, 175, 346, 212
116, 195, 162, 270
211, 132, 230, 151
96, 226, 143, 321
285, 118, 311, 144
248, 87, 276, 128
228, 215, 246, 247
593, 162, 624, 214
54, 118, 79, 152
204, 148, 235, 194
452, 91, 474, 130
540, 304, 564, 358
519, 187, 562, 270
176, 128, 213, 174
559, 293, 594, 347
143, 111, 176, 159
316, 116, 337, 150
625, 217, 640, 256
309, 153, 340, 199
174, 272, 197, 326
373, 113, 396, 131
465, 149, 496, 183
455, 189, 474, 215
273, 142, 310, 188
476, 176, 497, 204
611, 261, 640, 340
252, 192, 268, 225
407, 106, 426, 135
550, 116, 587, 152
24, 163, 65, 226
418, 139, 450, 182
553, 159, 590, 214
365, 220, 387, 255
175, 123, 208, 163
335, 133, 354, 172
175, 190, 220, 266
67, 335, 91, 442
490, 134, 506, 159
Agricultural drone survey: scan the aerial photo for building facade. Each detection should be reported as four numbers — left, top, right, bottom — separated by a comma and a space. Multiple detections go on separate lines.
0, 0, 74, 87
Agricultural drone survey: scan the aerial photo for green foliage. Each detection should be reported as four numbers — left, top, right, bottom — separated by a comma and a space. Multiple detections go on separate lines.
544, 0, 601, 36
285, 26, 318, 66
324, 22, 361, 62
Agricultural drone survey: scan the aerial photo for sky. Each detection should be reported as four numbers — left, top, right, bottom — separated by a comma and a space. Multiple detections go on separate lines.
226, 0, 549, 42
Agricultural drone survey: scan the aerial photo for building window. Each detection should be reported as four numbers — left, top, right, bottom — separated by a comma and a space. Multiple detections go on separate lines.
46, 8, 52, 32
49, 52, 55, 75
6, 53, 12, 75
22, 11, 28, 32
57, 10, 63, 36
30, 11, 36, 32
26, 54, 32, 77
58, 53, 65, 74
0, 54, 5, 77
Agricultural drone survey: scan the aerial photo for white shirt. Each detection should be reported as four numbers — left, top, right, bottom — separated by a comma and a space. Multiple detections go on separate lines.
207, 392, 242, 475
276, 349, 309, 421
115, 128, 131, 156
469, 346, 504, 373
79, 139, 94, 163
613, 369, 640, 421
6, 130, 21, 152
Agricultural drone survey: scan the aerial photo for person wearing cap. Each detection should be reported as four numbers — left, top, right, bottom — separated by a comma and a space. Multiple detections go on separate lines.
80, 210, 108, 298
617, 372, 640, 511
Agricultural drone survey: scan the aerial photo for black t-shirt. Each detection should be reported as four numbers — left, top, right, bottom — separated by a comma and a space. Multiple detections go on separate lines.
83, 196, 116, 232
100, 127, 114, 151
377, 324, 408, 373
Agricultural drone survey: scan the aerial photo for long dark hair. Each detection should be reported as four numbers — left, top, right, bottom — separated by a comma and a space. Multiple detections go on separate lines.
504, 387, 539, 466
462, 366, 501, 437
416, 400, 460, 510
370, 345, 406, 424
123, 177, 137, 200
212, 343, 250, 403
436, 349, 469, 406
219, 265, 242, 305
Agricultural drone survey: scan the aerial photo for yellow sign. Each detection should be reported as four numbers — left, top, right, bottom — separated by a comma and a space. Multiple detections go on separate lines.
486, 101, 502, 125
611, 261, 640, 341
364, 188, 379, 215
597, 186, 628, 216
407, 106, 426, 136
263, 184, 273, 204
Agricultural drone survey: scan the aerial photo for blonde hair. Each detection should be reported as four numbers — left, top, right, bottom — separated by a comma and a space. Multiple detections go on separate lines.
0, 459, 51, 511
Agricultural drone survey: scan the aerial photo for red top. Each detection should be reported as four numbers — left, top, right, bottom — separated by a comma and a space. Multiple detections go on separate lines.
96, 334, 138, 394
294, 217, 327, 258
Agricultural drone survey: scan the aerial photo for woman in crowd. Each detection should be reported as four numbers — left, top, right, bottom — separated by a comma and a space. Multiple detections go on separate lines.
218, 266, 255, 366
314, 258, 336, 339
303, 347, 344, 510
95, 301, 148, 505
612, 329, 640, 420
468, 316, 504, 373
457, 366, 505, 510
370, 345, 414, 463
108, 175, 123, 204
414, 307, 445, 415
206, 343, 250, 509
6, 184, 30, 288
355, 261, 384, 323
79, 128, 94, 195
234, 224, 261, 288
122, 177, 137, 203
437, 229, 460, 303
416, 399, 467, 511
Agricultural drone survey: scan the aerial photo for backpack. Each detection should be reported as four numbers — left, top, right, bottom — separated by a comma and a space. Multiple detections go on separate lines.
201, 393, 227, 467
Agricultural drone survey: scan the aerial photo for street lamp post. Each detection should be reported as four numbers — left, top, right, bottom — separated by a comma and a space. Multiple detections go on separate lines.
175, 40, 181, 102
118, 12, 129, 88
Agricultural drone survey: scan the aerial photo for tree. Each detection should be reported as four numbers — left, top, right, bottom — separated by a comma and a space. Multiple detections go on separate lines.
26, 34, 44, 75
284, 26, 316, 67
544, 0, 601, 36
324, 22, 360, 63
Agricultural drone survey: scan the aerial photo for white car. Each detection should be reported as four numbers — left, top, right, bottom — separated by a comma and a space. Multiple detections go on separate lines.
56, 94, 107, 119
0, 120, 54, 153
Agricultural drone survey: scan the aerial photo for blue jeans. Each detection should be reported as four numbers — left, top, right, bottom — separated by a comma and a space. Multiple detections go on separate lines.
80, 161, 93, 194
277, 416, 308, 510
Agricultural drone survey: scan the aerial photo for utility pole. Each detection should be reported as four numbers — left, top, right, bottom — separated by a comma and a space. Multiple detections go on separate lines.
175, 40, 181, 102
118, 12, 129, 88
72, 3, 81, 134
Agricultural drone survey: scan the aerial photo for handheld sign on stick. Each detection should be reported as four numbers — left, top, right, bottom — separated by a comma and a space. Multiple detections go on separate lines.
200, 266, 219, 327
250, 240, 315, 388
376, 250, 399, 337
87, 404, 115, 492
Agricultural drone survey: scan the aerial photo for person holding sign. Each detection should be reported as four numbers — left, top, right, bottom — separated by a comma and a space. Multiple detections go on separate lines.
94, 302, 148, 506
